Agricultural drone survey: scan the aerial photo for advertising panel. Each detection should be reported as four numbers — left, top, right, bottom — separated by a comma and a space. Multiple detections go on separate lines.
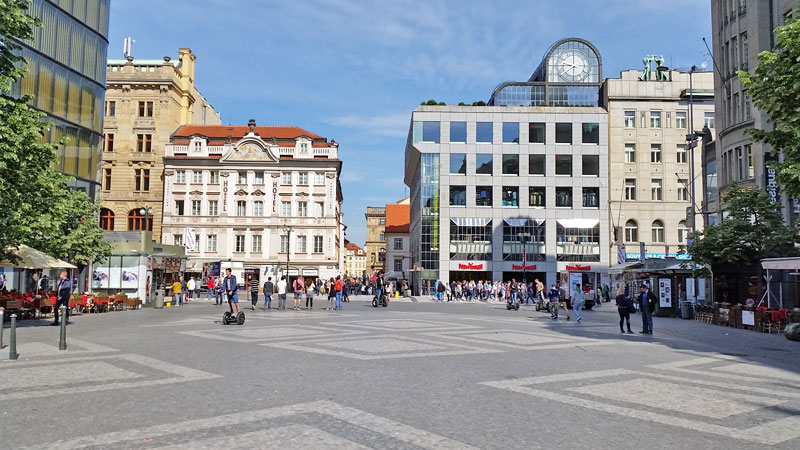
120, 256, 140, 289
658, 278, 672, 308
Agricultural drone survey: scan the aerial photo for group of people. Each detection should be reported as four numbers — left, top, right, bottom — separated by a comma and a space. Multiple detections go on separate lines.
429, 278, 557, 304
170, 276, 202, 306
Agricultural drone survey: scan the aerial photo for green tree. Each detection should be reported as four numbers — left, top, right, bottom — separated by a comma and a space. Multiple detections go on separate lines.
0, 0, 110, 264
688, 185, 799, 271
738, 19, 800, 197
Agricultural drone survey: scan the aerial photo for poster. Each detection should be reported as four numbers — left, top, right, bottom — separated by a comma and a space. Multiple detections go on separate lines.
109, 256, 122, 290
569, 273, 582, 298
92, 264, 109, 289
658, 278, 672, 308
120, 256, 140, 289
742, 310, 755, 326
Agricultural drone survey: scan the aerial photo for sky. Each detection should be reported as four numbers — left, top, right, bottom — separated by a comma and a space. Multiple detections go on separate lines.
108, 0, 712, 246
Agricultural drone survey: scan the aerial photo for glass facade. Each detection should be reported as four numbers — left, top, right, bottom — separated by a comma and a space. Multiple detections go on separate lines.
492, 84, 599, 107
494, 84, 545, 107
11, 0, 110, 196
410, 154, 440, 282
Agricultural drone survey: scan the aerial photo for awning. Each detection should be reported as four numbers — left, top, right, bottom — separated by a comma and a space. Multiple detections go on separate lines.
451, 218, 491, 227
761, 257, 800, 270
659, 262, 703, 272
557, 218, 600, 228
0, 244, 77, 269
503, 218, 544, 227
608, 261, 642, 274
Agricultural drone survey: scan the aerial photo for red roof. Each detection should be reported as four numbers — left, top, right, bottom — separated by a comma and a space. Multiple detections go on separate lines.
173, 125, 324, 140
385, 204, 410, 233
346, 242, 363, 251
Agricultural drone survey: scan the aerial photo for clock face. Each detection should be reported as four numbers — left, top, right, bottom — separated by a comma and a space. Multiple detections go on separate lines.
556, 49, 590, 82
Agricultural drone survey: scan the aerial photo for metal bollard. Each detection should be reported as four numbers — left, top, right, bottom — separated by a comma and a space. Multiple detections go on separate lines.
59, 305, 67, 350
9, 313, 19, 360
0, 307, 4, 349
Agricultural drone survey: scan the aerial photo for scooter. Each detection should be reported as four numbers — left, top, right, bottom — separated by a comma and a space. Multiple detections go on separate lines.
222, 298, 245, 325
372, 291, 388, 308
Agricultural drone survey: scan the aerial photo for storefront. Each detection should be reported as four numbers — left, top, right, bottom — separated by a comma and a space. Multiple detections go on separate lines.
448, 261, 492, 283
557, 262, 608, 301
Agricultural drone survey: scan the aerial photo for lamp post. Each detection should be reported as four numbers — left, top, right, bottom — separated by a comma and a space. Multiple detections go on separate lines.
138, 207, 152, 232
517, 232, 531, 284
283, 224, 294, 280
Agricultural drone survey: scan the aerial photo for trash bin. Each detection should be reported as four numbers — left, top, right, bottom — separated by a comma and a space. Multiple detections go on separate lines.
154, 289, 165, 309
681, 301, 693, 319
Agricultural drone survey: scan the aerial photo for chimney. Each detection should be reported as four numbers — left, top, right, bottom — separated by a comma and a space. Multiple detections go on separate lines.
248, 119, 256, 133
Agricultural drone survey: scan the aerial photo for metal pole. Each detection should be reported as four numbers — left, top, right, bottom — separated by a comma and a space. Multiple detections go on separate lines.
59, 305, 67, 350
688, 67, 699, 305
0, 307, 4, 349
9, 313, 19, 360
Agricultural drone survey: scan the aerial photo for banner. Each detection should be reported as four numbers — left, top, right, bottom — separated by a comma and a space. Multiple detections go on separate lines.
617, 245, 626, 265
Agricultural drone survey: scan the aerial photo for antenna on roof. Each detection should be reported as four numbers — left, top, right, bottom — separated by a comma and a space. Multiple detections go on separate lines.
123, 37, 135, 59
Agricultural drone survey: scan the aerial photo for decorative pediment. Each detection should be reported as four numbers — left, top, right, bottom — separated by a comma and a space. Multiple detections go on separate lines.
251, 190, 265, 197
234, 189, 248, 196
189, 190, 203, 195
220, 137, 279, 163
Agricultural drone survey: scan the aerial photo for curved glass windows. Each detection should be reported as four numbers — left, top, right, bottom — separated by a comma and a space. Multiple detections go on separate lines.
494, 84, 545, 106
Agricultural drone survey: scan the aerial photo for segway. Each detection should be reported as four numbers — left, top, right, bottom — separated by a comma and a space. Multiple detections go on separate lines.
372, 292, 388, 308
222, 297, 245, 325
506, 295, 520, 311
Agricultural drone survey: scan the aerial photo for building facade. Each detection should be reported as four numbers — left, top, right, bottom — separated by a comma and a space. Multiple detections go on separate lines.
709, 0, 800, 223
384, 199, 410, 282
405, 39, 610, 292
161, 121, 343, 286
99, 49, 221, 241
11, 0, 111, 196
365, 206, 386, 274
604, 69, 714, 264
343, 242, 366, 279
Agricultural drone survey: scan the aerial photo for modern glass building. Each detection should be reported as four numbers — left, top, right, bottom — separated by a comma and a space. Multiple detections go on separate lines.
10, 0, 110, 197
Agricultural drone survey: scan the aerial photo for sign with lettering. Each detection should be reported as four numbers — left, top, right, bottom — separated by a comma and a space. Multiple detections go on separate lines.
272, 181, 278, 212
223, 181, 228, 211
458, 263, 484, 270
765, 152, 780, 205
658, 278, 672, 308
511, 264, 537, 270
566, 264, 591, 271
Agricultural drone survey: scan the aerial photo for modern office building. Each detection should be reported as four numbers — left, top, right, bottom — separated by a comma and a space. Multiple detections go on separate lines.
364, 206, 386, 273
160, 121, 343, 286
10, 0, 111, 196
343, 241, 367, 279
404, 38, 609, 292
99, 48, 221, 242
709, 0, 800, 223
384, 199, 410, 282
603, 69, 714, 264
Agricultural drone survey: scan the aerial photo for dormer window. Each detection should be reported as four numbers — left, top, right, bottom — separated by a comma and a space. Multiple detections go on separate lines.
300, 142, 309, 153
194, 141, 202, 151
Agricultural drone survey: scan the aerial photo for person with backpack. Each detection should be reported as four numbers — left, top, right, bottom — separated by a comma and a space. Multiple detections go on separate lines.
334, 275, 344, 310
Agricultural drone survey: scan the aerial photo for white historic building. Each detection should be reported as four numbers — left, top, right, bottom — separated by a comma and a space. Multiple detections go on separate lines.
161, 120, 344, 285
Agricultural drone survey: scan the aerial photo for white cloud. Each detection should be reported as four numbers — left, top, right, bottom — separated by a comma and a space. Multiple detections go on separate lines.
326, 113, 410, 138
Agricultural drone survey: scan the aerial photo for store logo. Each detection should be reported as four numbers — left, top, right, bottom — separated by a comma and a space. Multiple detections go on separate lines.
511, 264, 536, 270
566, 264, 591, 271
458, 263, 484, 270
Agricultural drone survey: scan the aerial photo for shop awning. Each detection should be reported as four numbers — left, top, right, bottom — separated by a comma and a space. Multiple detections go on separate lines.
503, 218, 544, 227
659, 262, 703, 272
557, 219, 600, 228
451, 218, 491, 227
608, 261, 642, 274
761, 257, 800, 270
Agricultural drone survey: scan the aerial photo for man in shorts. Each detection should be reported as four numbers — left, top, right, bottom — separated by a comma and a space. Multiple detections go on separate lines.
224, 268, 241, 314
277, 276, 288, 310
292, 276, 304, 311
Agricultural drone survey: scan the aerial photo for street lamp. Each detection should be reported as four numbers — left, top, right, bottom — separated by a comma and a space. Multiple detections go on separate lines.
517, 232, 531, 284
283, 224, 294, 280
138, 207, 152, 232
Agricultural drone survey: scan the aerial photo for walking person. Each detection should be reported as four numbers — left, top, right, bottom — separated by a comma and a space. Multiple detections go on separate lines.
572, 283, 585, 323
277, 276, 288, 310
292, 276, 304, 311
187, 277, 196, 300
616, 287, 634, 333
214, 276, 223, 305
326, 277, 336, 310
305, 277, 315, 310
262, 276, 274, 310
638, 284, 657, 334
335, 275, 343, 310
51, 271, 72, 326
249, 276, 259, 310
549, 284, 570, 320
206, 277, 214, 301
171, 279, 182, 306
180, 277, 188, 305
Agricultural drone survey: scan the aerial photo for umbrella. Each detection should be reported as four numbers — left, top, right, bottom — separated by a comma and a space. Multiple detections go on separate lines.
369, 275, 377, 281
0, 244, 77, 269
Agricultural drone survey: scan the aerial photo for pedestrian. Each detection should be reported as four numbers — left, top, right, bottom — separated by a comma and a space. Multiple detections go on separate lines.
305, 277, 315, 309
535, 278, 545, 302
277, 276, 288, 310
0, 273, 7, 294
249, 276, 259, 310
224, 268, 241, 314
572, 283, 585, 323
335, 275, 343, 310
292, 276, 304, 311
171, 279, 182, 306
215, 276, 224, 305
206, 277, 214, 301
616, 287, 634, 333
51, 271, 72, 326
638, 284, 657, 334
549, 284, 570, 320
187, 276, 196, 300
326, 277, 336, 310
262, 276, 274, 310
180, 277, 187, 305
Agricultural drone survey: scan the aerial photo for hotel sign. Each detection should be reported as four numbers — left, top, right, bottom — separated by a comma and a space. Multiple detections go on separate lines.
458, 263, 484, 270
566, 264, 591, 271
511, 264, 537, 270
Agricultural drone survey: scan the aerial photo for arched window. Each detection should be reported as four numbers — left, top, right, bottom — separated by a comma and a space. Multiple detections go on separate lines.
127, 209, 153, 231
677, 220, 690, 243
651, 220, 665, 243
99, 208, 115, 231
624, 219, 638, 242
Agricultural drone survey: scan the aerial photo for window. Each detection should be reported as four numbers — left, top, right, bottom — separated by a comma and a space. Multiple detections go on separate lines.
624, 179, 636, 200
136, 134, 152, 152
624, 220, 638, 242
745, 144, 754, 178
582, 155, 599, 176
476, 186, 492, 206
208, 200, 218, 216
650, 111, 662, 128
237, 200, 246, 216
677, 179, 688, 201
254, 201, 264, 216
651, 220, 665, 243
134, 169, 150, 192
394, 259, 403, 272
191, 170, 202, 184
529, 186, 546, 207
582, 187, 599, 208
450, 153, 466, 174
502, 154, 519, 175
252, 235, 262, 253
99, 208, 114, 231
624, 144, 636, 163
174, 234, 183, 247
733, 93, 740, 122
582, 123, 599, 144
675, 111, 687, 128
297, 201, 308, 217
103, 168, 112, 190
254, 172, 264, 185
314, 172, 325, 185
175, 200, 185, 216
502, 122, 519, 143
104, 133, 114, 152
380, 232, 385, 242
736, 146, 744, 180
556, 187, 573, 208
704, 112, 715, 129
191, 200, 201, 216
137, 101, 153, 117
677, 145, 687, 164
422, 121, 440, 143
234, 235, 245, 253
300, 142, 309, 154
105, 100, 115, 116
127, 209, 152, 231
651, 179, 662, 201
529, 122, 545, 143
294, 235, 306, 253
678, 220, 690, 243
555, 155, 572, 175
502, 186, 518, 207
298, 172, 308, 185
449, 121, 466, 143
624, 111, 636, 128
473, 121, 493, 143
394, 238, 403, 250
451, 220, 493, 260
280, 235, 288, 253
281, 172, 291, 185
176, 170, 185, 184
206, 234, 217, 252
529, 154, 545, 175
731, 36, 738, 72
449, 186, 466, 206
315, 202, 324, 217
378, 218, 386, 225
475, 154, 492, 174
650, 144, 661, 163
209, 171, 219, 184
313, 236, 323, 253
555, 123, 572, 144
238, 171, 247, 185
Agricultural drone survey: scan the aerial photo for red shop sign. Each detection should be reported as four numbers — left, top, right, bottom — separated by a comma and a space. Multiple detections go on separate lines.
458, 263, 484, 270
566, 264, 591, 271
511, 264, 537, 270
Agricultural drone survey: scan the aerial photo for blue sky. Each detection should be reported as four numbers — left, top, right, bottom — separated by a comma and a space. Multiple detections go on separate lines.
109, 0, 712, 246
